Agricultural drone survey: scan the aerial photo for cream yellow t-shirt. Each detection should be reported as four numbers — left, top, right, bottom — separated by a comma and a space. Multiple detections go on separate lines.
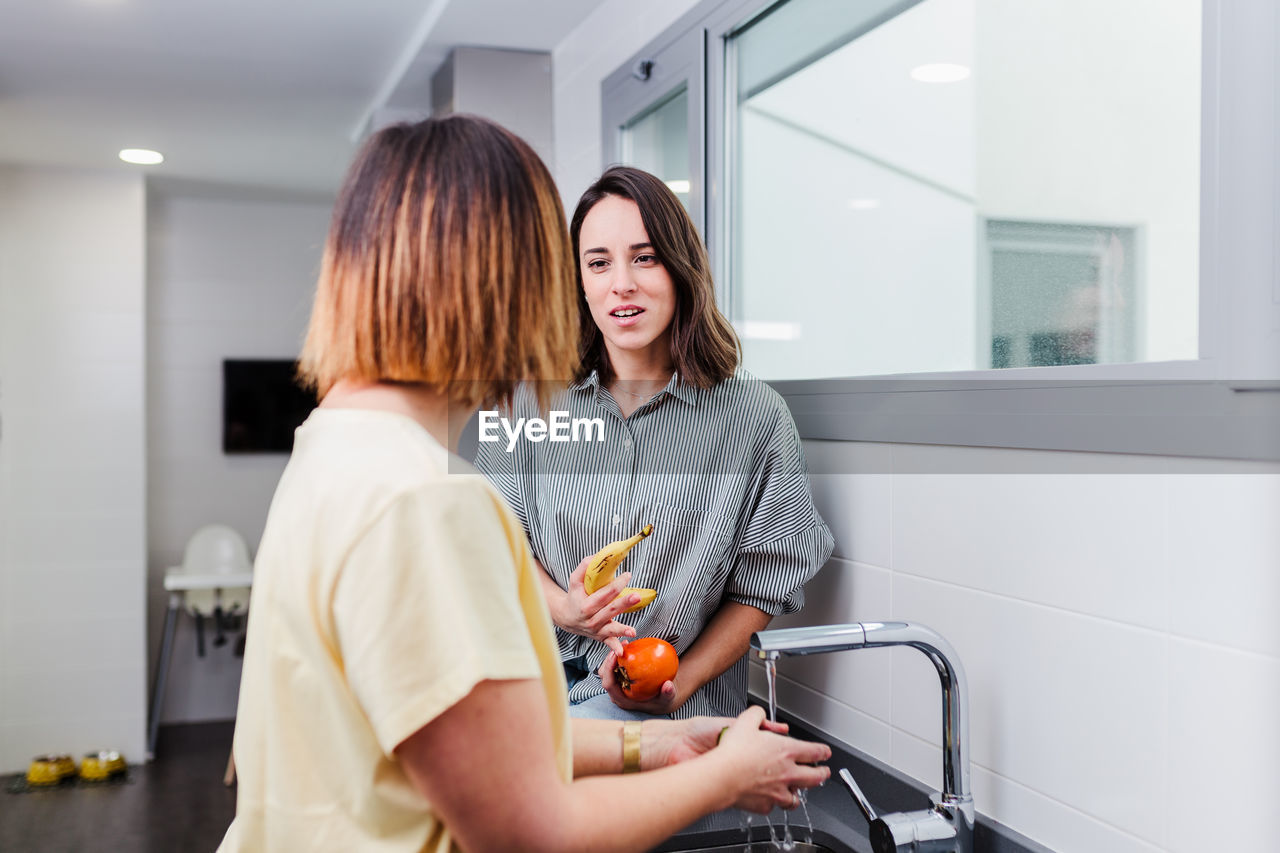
219, 409, 571, 853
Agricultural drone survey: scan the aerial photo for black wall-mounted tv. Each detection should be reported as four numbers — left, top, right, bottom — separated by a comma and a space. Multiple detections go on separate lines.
222, 359, 317, 453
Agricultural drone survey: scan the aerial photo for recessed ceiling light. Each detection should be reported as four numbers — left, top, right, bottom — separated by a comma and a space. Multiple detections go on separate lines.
665, 179, 691, 194
119, 148, 164, 165
910, 63, 971, 83
847, 198, 881, 210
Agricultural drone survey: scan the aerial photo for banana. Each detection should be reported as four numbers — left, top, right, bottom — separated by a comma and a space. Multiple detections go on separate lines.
582, 524, 654, 594
618, 587, 657, 614
582, 525, 656, 612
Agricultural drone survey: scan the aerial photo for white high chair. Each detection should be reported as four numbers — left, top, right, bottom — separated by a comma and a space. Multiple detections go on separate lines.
147, 524, 254, 760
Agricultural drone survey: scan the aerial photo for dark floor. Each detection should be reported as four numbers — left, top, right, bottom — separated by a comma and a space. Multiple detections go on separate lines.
0, 722, 237, 853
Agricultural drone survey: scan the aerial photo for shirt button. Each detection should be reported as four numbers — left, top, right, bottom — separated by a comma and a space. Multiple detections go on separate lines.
623, 437, 633, 448
612, 514, 621, 526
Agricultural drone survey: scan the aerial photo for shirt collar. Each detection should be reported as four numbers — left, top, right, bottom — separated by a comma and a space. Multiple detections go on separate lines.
567, 371, 598, 394
661, 372, 698, 406
568, 369, 699, 406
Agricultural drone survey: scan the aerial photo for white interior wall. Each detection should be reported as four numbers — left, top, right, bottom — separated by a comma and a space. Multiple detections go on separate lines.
555, 2, 1278, 851
762, 444, 1280, 853
0, 166, 148, 773
146, 187, 332, 723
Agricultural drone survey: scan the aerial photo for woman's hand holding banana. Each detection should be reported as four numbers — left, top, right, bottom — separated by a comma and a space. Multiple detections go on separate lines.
551, 525, 656, 656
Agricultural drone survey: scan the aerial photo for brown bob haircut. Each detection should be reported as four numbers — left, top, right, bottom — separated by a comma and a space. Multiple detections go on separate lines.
299, 114, 578, 409
569, 166, 740, 389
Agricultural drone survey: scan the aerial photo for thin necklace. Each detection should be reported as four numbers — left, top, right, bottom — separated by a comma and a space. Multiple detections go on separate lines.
613, 385, 657, 400
611, 376, 672, 400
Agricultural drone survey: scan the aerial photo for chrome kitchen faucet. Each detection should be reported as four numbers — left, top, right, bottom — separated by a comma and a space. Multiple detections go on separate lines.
750, 622, 974, 853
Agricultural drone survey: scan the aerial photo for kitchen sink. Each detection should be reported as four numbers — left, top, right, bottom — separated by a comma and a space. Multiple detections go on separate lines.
665, 844, 847, 853
652, 826, 863, 853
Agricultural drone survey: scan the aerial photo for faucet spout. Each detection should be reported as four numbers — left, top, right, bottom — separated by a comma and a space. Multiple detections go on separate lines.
751, 620, 973, 847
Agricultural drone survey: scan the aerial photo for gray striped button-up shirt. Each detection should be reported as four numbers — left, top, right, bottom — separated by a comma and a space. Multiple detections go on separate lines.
476, 368, 834, 719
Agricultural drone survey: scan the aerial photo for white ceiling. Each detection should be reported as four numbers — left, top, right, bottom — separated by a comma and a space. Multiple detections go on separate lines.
0, 0, 598, 195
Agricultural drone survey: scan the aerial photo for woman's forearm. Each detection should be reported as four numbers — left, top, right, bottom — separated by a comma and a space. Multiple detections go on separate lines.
672, 601, 772, 705
399, 680, 746, 853
571, 717, 694, 777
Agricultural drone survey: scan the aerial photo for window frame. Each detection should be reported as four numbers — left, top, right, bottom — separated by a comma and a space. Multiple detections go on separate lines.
603, 0, 1280, 462
602, 26, 708, 235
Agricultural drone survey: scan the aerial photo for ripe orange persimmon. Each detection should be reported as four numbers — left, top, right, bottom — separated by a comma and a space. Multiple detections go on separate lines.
615, 637, 679, 701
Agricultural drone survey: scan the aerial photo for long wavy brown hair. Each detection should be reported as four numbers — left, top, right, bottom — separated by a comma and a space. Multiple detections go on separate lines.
299, 115, 578, 409
569, 166, 739, 389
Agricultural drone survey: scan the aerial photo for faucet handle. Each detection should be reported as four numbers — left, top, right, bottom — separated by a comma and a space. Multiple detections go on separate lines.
840, 767, 969, 853
838, 767, 878, 825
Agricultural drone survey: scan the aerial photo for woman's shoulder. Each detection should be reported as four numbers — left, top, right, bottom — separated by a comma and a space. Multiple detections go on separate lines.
294, 409, 496, 510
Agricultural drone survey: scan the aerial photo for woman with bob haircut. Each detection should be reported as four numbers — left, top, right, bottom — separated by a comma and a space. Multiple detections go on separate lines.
219, 118, 830, 853
478, 165, 834, 722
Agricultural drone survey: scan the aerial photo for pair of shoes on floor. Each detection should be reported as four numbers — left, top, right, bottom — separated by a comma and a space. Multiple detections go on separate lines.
26, 751, 126, 786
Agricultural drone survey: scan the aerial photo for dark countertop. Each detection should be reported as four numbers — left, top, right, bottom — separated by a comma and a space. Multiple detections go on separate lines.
651, 711, 1053, 853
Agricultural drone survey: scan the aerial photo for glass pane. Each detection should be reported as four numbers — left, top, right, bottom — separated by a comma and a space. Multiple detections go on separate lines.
622, 87, 692, 214
730, 0, 1200, 379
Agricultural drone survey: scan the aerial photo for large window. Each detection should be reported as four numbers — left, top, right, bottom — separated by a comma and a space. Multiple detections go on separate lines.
602, 0, 1279, 460
622, 86, 694, 217
728, 0, 1200, 379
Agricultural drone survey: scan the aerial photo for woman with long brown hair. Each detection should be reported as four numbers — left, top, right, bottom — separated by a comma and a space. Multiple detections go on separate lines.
478, 166, 833, 722
218, 119, 829, 853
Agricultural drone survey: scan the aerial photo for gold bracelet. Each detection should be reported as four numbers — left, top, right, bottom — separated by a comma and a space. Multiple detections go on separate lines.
622, 720, 642, 773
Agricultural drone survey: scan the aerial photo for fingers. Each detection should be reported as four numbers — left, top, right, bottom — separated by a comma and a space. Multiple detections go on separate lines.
566, 564, 640, 642
597, 650, 618, 686
790, 739, 833, 765
732, 705, 766, 732
584, 598, 637, 644
789, 763, 831, 791
605, 636, 625, 657
739, 796, 774, 815
597, 651, 631, 705
596, 620, 636, 641
600, 590, 642, 622
586, 571, 634, 610
568, 556, 591, 585
577, 571, 629, 620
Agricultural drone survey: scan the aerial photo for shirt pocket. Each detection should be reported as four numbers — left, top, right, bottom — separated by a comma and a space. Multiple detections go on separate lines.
641, 505, 736, 568
628, 504, 738, 641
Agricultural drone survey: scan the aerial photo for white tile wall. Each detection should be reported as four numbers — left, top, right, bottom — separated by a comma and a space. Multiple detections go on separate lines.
1166, 474, 1280, 657
892, 448, 1170, 631
0, 166, 147, 773
1166, 640, 1280, 852
892, 574, 1169, 846
145, 188, 332, 724
964, 762, 1167, 853
781, 439, 1279, 851
805, 442, 893, 566
767, 557, 894, 723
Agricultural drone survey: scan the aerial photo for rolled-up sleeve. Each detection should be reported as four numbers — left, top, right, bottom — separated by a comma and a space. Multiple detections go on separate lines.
725, 413, 834, 616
